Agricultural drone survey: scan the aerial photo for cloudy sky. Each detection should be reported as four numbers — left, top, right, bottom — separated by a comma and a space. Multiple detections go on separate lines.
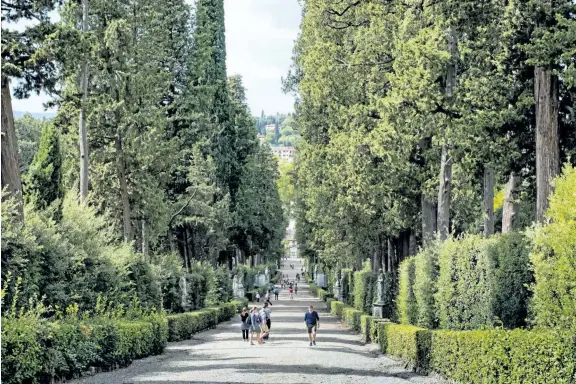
11, 0, 302, 116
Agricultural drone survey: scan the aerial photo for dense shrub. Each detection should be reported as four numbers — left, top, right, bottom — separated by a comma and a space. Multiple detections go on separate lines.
330, 300, 346, 317
435, 235, 494, 330
398, 257, 418, 325
0, 298, 168, 384
413, 242, 439, 329
378, 323, 431, 372
529, 165, 576, 330
353, 264, 377, 314
360, 314, 373, 342
341, 268, 354, 305
167, 301, 238, 342
488, 232, 532, 328
430, 329, 576, 383
342, 307, 363, 332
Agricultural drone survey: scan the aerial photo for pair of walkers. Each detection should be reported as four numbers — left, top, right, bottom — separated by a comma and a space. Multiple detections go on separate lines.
240, 304, 271, 345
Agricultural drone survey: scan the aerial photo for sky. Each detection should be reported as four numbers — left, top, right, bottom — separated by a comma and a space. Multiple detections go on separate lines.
11, 0, 302, 116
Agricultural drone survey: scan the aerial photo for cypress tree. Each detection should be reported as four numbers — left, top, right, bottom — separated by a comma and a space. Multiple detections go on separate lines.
24, 123, 64, 213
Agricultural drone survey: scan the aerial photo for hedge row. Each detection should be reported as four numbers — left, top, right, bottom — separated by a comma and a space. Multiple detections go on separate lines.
1, 312, 167, 384
372, 322, 576, 383
309, 282, 328, 300
398, 232, 532, 330
353, 268, 377, 314
2, 299, 247, 384
167, 299, 246, 342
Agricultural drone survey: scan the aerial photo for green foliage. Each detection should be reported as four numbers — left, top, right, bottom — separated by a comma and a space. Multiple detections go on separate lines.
379, 324, 431, 373
15, 114, 48, 173
207, 265, 233, 306
0, 292, 168, 384
529, 164, 576, 330
330, 300, 346, 318
353, 264, 377, 314
398, 257, 418, 325
430, 329, 576, 384
413, 242, 440, 329
342, 307, 363, 332
360, 314, 373, 342
488, 232, 532, 328
435, 235, 494, 330
166, 301, 238, 342
24, 122, 63, 214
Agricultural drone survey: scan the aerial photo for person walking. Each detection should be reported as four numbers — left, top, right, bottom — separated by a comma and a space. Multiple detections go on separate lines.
304, 305, 320, 346
295, 284, 298, 295
249, 306, 263, 345
289, 287, 294, 300
259, 306, 270, 342
240, 307, 250, 342
262, 302, 272, 340
255, 292, 260, 302
274, 287, 279, 300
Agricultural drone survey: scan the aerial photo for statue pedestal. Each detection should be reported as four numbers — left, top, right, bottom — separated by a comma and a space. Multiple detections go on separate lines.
315, 273, 326, 288
372, 302, 386, 318
333, 281, 341, 300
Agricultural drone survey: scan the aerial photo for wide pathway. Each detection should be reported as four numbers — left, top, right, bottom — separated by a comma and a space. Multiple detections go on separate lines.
73, 257, 438, 384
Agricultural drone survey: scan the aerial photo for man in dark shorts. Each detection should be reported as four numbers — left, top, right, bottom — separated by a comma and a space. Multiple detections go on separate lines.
304, 305, 320, 346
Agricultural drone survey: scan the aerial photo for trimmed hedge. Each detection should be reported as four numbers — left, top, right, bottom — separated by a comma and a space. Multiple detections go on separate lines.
330, 300, 346, 317
413, 242, 439, 329
353, 267, 377, 314
431, 329, 576, 384
342, 306, 363, 332
167, 301, 241, 342
360, 314, 373, 342
1, 312, 168, 384
377, 323, 431, 372
398, 257, 417, 325
372, 321, 576, 383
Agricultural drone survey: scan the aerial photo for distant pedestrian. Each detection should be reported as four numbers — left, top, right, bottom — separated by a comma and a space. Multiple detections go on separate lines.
256, 292, 260, 302
240, 307, 250, 342
263, 302, 272, 340
295, 285, 298, 295
249, 306, 263, 345
274, 287, 279, 300
304, 305, 320, 346
259, 306, 270, 341
289, 287, 294, 300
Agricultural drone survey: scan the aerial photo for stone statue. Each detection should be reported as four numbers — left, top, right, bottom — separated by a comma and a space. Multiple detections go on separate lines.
179, 275, 188, 310
372, 269, 386, 318
232, 273, 245, 298
264, 267, 270, 282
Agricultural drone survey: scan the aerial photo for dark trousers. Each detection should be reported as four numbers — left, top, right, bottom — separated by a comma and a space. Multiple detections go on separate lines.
263, 319, 271, 340
242, 329, 249, 340
274, 293, 279, 300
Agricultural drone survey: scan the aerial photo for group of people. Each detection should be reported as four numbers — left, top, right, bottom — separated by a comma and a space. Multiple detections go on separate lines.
240, 303, 272, 345
255, 287, 279, 303
240, 304, 320, 347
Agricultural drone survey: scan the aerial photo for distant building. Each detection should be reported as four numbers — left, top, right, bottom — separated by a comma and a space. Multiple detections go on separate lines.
265, 124, 276, 133
271, 146, 295, 161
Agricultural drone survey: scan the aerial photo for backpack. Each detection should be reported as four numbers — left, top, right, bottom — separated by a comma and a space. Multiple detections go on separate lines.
246, 315, 252, 325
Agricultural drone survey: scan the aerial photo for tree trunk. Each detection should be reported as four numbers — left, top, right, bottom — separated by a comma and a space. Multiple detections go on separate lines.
409, 231, 417, 256
387, 238, 394, 272
534, 67, 559, 222
1, 75, 24, 219
115, 135, 132, 243
183, 230, 190, 270
436, 26, 457, 241
142, 219, 149, 257
437, 145, 452, 241
79, 0, 90, 202
421, 195, 437, 245
483, 166, 495, 237
502, 172, 520, 233
402, 232, 409, 259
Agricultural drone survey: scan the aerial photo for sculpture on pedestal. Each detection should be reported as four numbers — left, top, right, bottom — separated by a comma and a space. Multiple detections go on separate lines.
372, 269, 386, 318
179, 275, 189, 311
264, 266, 270, 283
232, 273, 245, 298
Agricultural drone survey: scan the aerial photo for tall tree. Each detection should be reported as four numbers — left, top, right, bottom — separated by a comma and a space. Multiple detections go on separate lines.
1, 0, 59, 218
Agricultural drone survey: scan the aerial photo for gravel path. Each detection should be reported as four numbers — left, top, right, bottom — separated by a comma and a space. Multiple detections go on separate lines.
72, 258, 438, 384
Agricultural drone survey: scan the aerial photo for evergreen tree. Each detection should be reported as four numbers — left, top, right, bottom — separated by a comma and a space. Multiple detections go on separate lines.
24, 123, 64, 213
